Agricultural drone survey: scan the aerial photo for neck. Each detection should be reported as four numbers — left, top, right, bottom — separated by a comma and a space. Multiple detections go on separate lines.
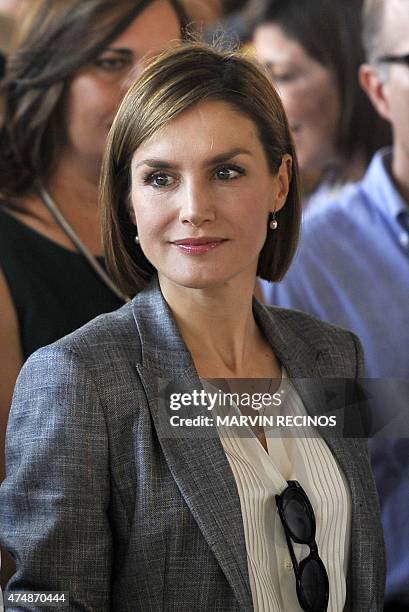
391, 146, 409, 205
342, 151, 367, 183
159, 275, 268, 377
41, 149, 104, 255
302, 152, 366, 197
46, 149, 100, 214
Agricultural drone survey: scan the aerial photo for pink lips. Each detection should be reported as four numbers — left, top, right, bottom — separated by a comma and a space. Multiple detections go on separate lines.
172, 237, 226, 254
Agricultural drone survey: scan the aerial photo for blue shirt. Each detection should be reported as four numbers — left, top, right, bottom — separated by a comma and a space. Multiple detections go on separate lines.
261, 148, 409, 605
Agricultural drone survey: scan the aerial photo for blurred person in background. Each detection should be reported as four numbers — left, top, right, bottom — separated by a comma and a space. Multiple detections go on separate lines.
0, 0, 186, 587
261, 0, 409, 608
0, 0, 186, 470
252, 0, 391, 211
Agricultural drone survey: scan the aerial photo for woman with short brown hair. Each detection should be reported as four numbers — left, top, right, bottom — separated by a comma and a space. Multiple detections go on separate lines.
0, 42, 385, 611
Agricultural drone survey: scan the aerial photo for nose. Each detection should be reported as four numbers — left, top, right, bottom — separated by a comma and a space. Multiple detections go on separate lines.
179, 181, 216, 228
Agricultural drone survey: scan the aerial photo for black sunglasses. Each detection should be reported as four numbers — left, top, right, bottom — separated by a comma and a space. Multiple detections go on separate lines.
275, 481, 329, 612
376, 53, 409, 67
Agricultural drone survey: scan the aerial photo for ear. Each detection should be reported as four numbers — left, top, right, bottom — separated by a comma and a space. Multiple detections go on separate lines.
359, 63, 392, 123
271, 154, 292, 213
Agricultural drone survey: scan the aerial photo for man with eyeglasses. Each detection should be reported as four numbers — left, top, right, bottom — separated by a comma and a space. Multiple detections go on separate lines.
260, 0, 409, 609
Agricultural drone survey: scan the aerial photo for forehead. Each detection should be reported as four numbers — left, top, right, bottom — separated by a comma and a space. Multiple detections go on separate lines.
109, 0, 181, 55
131, 100, 266, 162
254, 23, 309, 64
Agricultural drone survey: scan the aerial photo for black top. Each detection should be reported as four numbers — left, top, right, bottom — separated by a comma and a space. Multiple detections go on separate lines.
0, 205, 124, 359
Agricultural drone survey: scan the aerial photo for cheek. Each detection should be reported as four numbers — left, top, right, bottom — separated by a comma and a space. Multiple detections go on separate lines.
294, 86, 339, 171
234, 192, 270, 240
65, 77, 118, 151
131, 194, 171, 239
67, 78, 95, 125
387, 82, 409, 128
277, 84, 308, 121
315, 88, 339, 137
131, 204, 165, 265
298, 92, 334, 133
286, 71, 338, 132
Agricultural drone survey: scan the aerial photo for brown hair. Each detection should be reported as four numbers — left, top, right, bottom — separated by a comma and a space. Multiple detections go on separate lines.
100, 41, 301, 297
0, 0, 187, 198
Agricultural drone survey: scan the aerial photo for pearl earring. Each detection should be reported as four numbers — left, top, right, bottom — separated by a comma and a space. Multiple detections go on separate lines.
134, 234, 140, 245
270, 213, 278, 231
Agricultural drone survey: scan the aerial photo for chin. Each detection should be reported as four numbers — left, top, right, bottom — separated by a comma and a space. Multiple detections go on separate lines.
170, 276, 228, 290
160, 267, 253, 292
156, 256, 259, 292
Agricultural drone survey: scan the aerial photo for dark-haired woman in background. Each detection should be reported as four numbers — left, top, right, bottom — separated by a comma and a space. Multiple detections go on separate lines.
0, 0, 186, 479
252, 0, 391, 210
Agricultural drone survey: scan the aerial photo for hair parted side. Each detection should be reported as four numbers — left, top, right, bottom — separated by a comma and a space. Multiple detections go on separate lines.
0, 0, 188, 199
100, 41, 301, 298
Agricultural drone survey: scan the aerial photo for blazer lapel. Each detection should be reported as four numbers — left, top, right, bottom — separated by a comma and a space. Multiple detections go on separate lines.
253, 301, 378, 609
131, 281, 376, 611
132, 279, 253, 611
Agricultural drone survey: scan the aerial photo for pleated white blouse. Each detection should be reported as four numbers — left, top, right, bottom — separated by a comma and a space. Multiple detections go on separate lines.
204, 371, 351, 612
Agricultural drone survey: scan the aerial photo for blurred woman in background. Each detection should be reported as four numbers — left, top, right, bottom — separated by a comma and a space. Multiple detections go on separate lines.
252, 0, 391, 210
0, 0, 186, 480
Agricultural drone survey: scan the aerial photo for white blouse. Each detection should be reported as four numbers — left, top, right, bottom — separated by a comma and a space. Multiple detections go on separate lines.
203, 371, 351, 612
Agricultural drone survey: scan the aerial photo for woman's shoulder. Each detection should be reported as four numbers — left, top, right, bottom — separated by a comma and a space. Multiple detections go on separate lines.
30, 299, 140, 368
12, 300, 143, 416
260, 303, 363, 374
265, 303, 355, 339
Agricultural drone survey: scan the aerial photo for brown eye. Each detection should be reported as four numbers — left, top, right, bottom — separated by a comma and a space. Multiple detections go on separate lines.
145, 172, 175, 188
215, 166, 244, 181
95, 57, 131, 72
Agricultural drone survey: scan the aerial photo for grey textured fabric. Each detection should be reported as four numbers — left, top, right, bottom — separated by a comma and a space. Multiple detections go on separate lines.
0, 276, 385, 611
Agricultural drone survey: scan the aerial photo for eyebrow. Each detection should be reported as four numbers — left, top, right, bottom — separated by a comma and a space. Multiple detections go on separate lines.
264, 60, 290, 69
134, 148, 252, 170
102, 48, 134, 57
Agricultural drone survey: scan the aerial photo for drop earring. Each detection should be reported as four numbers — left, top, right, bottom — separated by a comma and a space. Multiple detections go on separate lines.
270, 212, 278, 231
134, 234, 140, 245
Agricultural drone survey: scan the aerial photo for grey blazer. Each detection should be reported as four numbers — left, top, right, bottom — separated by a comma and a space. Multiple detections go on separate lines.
0, 277, 385, 611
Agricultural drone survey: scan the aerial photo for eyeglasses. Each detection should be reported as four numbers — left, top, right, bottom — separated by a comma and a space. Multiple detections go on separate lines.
376, 53, 409, 67
275, 480, 329, 612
